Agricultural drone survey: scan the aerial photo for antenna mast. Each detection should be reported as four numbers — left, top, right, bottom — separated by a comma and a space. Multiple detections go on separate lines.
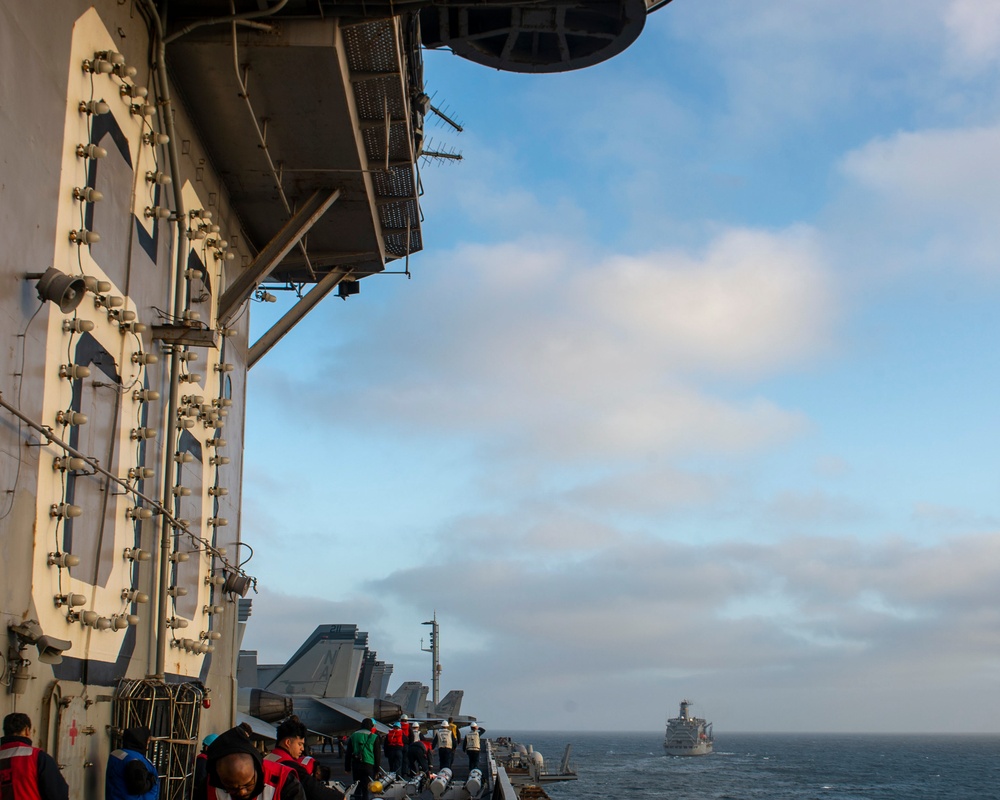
421, 612, 440, 706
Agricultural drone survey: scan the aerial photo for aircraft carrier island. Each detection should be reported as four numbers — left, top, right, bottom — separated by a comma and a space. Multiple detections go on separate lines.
0, 1, 672, 798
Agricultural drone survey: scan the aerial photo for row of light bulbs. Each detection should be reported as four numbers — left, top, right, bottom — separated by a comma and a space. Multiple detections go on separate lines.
81, 50, 156, 118
46, 49, 241, 650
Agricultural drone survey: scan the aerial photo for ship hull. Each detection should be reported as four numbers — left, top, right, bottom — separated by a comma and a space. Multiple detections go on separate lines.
664, 699, 713, 756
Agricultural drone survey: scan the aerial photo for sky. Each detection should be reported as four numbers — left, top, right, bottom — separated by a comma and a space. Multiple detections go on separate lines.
239, 0, 1000, 734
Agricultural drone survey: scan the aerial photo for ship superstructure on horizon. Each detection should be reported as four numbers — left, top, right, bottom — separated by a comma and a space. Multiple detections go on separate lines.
0, 1, 677, 798
664, 700, 714, 756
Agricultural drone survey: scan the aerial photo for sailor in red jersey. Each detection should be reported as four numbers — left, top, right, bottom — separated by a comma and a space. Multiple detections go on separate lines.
382, 723, 404, 774
0, 713, 68, 800
199, 724, 304, 800
265, 718, 342, 800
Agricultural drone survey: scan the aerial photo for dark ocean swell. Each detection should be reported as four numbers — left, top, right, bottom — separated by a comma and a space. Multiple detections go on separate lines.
501, 732, 1000, 800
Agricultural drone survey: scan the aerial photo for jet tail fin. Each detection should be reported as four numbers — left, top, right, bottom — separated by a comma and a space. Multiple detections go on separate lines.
386, 681, 427, 716
434, 690, 463, 719
264, 625, 362, 697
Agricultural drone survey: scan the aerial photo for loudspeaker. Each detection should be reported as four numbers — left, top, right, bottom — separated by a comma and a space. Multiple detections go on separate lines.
35, 634, 73, 664
223, 572, 252, 598
337, 280, 360, 299
35, 267, 87, 313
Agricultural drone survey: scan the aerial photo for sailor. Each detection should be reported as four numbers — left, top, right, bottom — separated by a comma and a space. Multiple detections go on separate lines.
462, 723, 483, 772
105, 727, 159, 800
266, 718, 343, 800
383, 723, 405, 774
402, 724, 428, 779
0, 713, 69, 800
344, 718, 380, 800
432, 724, 454, 770
200, 723, 304, 800
195, 734, 219, 787
398, 715, 411, 741
446, 718, 460, 750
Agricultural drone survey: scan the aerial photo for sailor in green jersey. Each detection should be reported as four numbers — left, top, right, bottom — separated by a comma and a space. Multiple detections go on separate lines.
344, 718, 380, 800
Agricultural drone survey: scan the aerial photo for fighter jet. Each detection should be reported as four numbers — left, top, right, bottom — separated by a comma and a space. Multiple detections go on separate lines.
385, 682, 475, 726
238, 624, 471, 738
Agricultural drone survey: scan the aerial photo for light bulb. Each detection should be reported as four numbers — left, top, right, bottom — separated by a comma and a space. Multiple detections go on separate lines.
50, 504, 83, 519
51, 456, 83, 474
59, 363, 90, 380
63, 319, 95, 333
53, 456, 87, 471
82, 277, 112, 294
55, 593, 87, 608
70, 229, 100, 245
79, 100, 110, 115
73, 186, 103, 202
76, 143, 107, 159
56, 410, 88, 426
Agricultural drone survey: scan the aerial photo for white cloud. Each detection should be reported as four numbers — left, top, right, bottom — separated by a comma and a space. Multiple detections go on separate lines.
304, 530, 1000, 732
579, 228, 835, 376
944, 0, 1000, 72
835, 123, 1000, 274
278, 227, 833, 467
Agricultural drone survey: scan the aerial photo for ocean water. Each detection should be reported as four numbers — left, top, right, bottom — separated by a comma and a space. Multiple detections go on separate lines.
500, 732, 1000, 800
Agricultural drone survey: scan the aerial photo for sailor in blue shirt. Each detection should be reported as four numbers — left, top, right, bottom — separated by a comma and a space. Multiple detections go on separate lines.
106, 727, 159, 800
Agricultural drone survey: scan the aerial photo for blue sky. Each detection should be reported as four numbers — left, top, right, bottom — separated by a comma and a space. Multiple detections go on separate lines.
239, 0, 1000, 733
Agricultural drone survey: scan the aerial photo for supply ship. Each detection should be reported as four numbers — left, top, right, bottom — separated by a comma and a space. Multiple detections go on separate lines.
0, 1, 673, 798
664, 700, 713, 756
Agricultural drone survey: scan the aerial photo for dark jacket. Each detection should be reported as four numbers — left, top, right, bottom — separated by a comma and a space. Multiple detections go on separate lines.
106, 728, 158, 800
201, 726, 304, 800
0, 735, 69, 800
